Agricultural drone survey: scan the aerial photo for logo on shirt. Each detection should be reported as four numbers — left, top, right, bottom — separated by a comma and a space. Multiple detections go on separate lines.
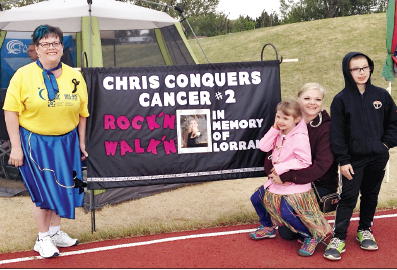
373, 101, 382, 109
6, 40, 28, 54
38, 87, 78, 107
38, 88, 46, 100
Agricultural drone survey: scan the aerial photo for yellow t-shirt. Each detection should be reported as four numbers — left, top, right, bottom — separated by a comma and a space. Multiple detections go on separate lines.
3, 62, 89, 135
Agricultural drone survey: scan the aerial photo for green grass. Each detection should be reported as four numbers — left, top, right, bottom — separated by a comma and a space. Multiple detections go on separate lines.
189, 13, 393, 112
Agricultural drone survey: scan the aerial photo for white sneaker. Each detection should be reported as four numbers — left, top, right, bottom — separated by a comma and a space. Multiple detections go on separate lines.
33, 235, 59, 258
51, 230, 79, 248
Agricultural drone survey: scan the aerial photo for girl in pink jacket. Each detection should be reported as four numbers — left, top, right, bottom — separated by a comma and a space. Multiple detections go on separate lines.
249, 99, 332, 257
259, 100, 312, 195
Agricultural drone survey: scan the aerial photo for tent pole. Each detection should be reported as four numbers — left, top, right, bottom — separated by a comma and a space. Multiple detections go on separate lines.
139, 0, 210, 63
88, 0, 92, 67
90, 190, 96, 233
173, 5, 209, 63
386, 81, 392, 183
182, 16, 210, 64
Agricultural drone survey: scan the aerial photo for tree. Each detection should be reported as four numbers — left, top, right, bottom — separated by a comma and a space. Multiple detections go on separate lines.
131, 0, 222, 37
255, 10, 280, 28
0, 0, 42, 10
173, 0, 219, 17
233, 15, 256, 32
131, 0, 219, 18
280, 0, 387, 23
187, 11, 233, 37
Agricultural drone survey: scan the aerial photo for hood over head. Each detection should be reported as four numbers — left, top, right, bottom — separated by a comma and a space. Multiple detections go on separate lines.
342, 52, 374, 90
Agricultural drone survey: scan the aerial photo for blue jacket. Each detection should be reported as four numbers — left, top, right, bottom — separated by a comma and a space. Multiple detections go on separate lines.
331, 52, 397, 166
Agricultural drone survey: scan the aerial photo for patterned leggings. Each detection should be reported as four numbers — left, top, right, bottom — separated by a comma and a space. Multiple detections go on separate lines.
250, 185, 312, 238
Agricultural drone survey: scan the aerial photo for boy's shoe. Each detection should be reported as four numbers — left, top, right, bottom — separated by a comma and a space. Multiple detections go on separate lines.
356, 230, 378, 250
248, 225, 276, 240
323, 237, 346, 261
298, 237, 322, 257
33, 235, 59, 258
51, 230, 79, 248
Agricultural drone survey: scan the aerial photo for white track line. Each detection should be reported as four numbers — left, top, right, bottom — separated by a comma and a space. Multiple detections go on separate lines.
1, 212, 397, 265
327, 213, 397, 224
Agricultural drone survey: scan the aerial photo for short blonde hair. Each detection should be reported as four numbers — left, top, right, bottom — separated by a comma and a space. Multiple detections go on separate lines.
297, 82, 326, 98
276, 99, 301, 119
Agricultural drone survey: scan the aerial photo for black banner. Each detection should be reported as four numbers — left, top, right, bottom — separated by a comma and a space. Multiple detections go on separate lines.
84, 61, 281, 189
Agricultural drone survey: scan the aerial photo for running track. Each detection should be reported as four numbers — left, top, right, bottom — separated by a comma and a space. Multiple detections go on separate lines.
1, 209, 396, 268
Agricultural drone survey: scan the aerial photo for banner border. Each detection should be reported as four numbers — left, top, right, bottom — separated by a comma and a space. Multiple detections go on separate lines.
87, 167, 264, 182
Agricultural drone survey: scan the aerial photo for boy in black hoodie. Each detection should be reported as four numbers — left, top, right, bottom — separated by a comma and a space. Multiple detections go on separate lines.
324, 52, 397, 260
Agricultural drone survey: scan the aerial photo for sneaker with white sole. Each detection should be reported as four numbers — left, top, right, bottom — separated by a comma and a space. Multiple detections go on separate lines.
248, 225, 276, 240
356, 230, 378, 250
33, 235, 59, 258
324, 237, 346, 260
51, 230, 79, 248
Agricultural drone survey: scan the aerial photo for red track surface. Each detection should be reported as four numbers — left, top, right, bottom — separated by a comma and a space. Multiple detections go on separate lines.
1, 209, 396, 268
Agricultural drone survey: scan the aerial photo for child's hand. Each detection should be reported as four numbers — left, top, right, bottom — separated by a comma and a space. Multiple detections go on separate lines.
270, 167, 278, 175
273, 116, 280, 130
269, 173, 288, 185
340, 164, 354, 180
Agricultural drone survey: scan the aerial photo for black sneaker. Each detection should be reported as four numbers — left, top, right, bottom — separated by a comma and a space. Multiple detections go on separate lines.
356, 230, 378, 250
324, 237, 346, 260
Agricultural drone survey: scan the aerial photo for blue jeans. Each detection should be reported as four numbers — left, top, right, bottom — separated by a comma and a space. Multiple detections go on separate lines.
251, 185, 312, 238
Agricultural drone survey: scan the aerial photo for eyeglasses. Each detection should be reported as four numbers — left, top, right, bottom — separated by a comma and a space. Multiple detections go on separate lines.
27, 50, 36, 53
38, 41, 62, 48
349, 66, 372, 74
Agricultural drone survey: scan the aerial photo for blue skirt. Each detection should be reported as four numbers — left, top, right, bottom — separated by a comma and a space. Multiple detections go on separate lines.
19, 127, 84, 219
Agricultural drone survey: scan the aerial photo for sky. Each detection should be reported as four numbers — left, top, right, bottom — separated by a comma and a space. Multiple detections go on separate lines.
216, 0, 280, 20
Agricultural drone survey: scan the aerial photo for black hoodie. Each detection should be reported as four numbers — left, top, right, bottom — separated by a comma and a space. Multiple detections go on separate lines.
330, 52, 397, 166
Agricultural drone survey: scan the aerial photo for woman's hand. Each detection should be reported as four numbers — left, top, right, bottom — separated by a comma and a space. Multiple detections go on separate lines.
4, 110, 24, 167
269, 173, 283, 184
80, 143, 88, 161
78, 116, 88, 161
340, 164, 354, 180
269, 172, 290, 186
9, 147, 24, 167
270, 167, 278, 175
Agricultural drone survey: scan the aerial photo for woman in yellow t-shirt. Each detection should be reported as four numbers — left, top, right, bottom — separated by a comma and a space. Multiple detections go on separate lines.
3, 25, 89, 259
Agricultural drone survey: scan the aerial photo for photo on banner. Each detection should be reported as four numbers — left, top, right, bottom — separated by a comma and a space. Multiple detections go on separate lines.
177, 109, 212, 153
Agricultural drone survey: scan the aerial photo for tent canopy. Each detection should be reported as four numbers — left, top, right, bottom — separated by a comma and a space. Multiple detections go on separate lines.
0, 0, 178, 32
0, 0, 198, 67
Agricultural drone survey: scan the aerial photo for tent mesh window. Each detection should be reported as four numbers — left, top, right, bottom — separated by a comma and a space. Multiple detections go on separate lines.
160, 25, 195, 65
0, 91, 8, 140
101, 29, 165, 67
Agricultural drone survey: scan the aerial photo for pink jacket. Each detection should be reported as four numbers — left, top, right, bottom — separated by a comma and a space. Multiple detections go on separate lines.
259, 119, 312, 195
